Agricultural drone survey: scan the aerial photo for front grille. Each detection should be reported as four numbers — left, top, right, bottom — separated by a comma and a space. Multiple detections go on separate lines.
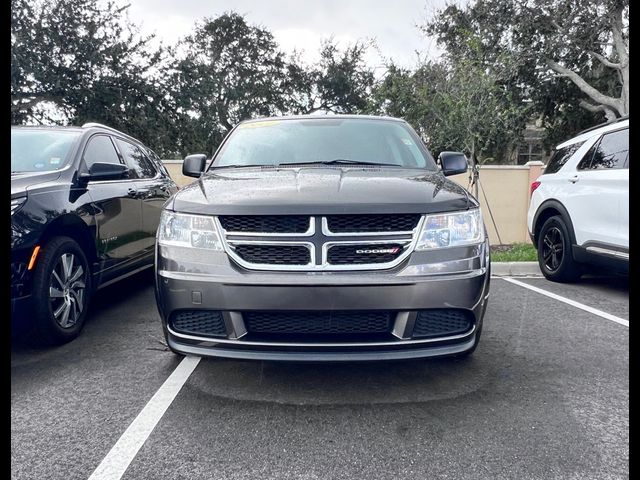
233, 244, 310, 265
412, 309, 473, 338
171, 310, 226, 337
219, 214, 423, 271
219, 215, 309, 233
327, 244, 405, 265
326, 214, 420, 233
244, 311, 393, 335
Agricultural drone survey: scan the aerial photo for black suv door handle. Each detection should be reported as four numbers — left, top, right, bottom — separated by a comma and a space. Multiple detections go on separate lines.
127, 188, 138, 197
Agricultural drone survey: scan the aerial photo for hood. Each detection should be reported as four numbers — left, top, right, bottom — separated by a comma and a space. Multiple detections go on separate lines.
11, 170, 61, 198
172, 166, 473, 215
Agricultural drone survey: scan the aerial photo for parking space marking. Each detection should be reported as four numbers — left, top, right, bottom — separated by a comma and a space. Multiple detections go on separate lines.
88, 355, 201, 480
501, 277, 629, 327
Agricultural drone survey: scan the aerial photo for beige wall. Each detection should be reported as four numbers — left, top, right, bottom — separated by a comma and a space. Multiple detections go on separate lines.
163, 161, 194, 188
449, 166, 533, 245
162, 160, 543, 245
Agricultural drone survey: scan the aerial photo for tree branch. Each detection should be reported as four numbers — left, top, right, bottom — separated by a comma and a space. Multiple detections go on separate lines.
547, 59, 623, 115
579, 100, 617, 121
588, 51, 621, 70
610, 4, 628, 65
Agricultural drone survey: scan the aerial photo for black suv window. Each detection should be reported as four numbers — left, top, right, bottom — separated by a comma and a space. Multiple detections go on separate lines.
115, 138, 157, 179
543, 141, 585, 175
578, 128, 628, 170
144, 147, 171, 177
83, 135, 122, 171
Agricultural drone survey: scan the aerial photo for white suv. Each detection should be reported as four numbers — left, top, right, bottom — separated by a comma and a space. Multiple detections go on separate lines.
527, 117, 628, 282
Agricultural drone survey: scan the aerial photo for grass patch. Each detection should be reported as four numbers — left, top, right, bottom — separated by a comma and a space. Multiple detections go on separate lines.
491, 243, 537, 262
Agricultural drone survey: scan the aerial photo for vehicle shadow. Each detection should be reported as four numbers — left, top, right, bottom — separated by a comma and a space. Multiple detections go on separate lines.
577, 271, 628, 292
89, 267, 156, 312
11, 268, 156, 354
188, 352, 492, 406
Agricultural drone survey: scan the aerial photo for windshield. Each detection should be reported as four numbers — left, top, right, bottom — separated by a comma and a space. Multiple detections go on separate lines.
11, 129, 81, 173
210, 118, 437, 170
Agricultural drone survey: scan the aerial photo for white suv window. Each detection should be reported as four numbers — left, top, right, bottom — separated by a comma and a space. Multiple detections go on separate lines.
577, 128, 629, 170
543, 141, 585, 175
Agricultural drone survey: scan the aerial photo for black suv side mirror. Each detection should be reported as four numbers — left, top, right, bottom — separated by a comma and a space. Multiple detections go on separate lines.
438, 152, 469, 176
183, 154, 207, 178
80, 162, 128, 182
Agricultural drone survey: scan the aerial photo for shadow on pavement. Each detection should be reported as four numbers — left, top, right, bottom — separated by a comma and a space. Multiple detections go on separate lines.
578, 272, 628, 292
186, 353, 491, 406
11, 268, 156, 353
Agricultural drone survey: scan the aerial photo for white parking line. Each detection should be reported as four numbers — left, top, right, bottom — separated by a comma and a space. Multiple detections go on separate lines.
88, 355, 201, 480
501, 277, 629, 327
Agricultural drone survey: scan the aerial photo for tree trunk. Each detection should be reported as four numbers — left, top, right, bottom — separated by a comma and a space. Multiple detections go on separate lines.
548, 4, 628, 119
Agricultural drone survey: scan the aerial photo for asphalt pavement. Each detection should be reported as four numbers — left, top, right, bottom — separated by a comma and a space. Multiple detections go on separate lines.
11, 269, 629, 480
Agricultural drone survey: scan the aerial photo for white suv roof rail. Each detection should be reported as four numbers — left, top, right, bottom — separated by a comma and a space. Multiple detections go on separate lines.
577, 115, 629, 136
557, 116, 629, 150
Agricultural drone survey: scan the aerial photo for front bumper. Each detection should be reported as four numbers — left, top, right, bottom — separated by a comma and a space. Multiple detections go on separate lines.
155, 241, 491, 361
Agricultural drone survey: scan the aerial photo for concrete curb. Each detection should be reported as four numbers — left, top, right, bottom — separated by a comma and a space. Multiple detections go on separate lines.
491, 261, 542, 277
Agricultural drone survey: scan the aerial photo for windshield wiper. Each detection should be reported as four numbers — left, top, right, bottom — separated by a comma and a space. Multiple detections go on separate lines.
209, 164, 275, 169
277, 159, 401, 167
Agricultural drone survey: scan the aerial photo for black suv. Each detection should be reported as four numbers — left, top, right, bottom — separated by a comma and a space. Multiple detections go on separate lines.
11, 123, 178, 344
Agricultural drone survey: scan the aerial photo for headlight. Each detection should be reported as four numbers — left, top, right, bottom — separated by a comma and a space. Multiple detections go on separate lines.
11, 197, 26, 215
415, 208, 484, 250
157, 211, 223, 250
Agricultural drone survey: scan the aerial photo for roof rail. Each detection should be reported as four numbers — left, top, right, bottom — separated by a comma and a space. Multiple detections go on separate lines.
81, 122, 141, 144
577, 114, 629, 136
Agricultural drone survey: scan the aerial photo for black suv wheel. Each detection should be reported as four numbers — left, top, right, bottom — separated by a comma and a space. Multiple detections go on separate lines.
30, 236, 92, 345
537, 216, 582, 283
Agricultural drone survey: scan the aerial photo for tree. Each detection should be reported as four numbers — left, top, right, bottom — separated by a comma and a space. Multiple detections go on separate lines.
171, 15, 377, 155
426, 0, 629, 129
11, 0, 177, 155
371, 31, 529, 165
171, 13, 292, 155
286, 40, 375, 114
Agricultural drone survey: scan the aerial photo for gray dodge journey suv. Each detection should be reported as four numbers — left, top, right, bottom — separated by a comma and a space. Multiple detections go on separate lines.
155, 115, 490, 361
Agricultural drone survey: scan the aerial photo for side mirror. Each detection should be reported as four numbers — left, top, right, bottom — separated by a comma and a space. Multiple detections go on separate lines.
183, 154, 207, 178
438, 151, 469, 176
80, 162, 128, 181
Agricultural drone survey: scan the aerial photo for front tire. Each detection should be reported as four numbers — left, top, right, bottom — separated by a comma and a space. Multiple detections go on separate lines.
30, 236, 92, 345
537, 216, 582, 283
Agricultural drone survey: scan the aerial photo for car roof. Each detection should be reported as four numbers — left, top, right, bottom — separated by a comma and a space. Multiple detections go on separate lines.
556, 117, 629, 150
11, 125, 84, 133
12, 123, 147, 148
240, 114, 406, 125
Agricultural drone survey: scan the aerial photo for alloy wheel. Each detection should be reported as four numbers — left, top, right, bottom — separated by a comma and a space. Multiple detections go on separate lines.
49, 253, 86, 328
542, 226, 564, 272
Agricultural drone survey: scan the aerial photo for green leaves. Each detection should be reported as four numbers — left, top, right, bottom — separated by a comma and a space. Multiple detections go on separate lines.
12, 0, 625, 161
424, 0, 629, 147
170, 13, 290, 155
11, 0, 176, 154
370, 55, 529, 164
12, 4, 377, 158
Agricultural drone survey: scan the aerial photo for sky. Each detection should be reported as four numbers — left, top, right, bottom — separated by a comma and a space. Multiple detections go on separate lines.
124, 0, 459, 72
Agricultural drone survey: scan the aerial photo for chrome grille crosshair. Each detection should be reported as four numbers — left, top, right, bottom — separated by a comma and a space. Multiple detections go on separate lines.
217, 215, 424, 271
